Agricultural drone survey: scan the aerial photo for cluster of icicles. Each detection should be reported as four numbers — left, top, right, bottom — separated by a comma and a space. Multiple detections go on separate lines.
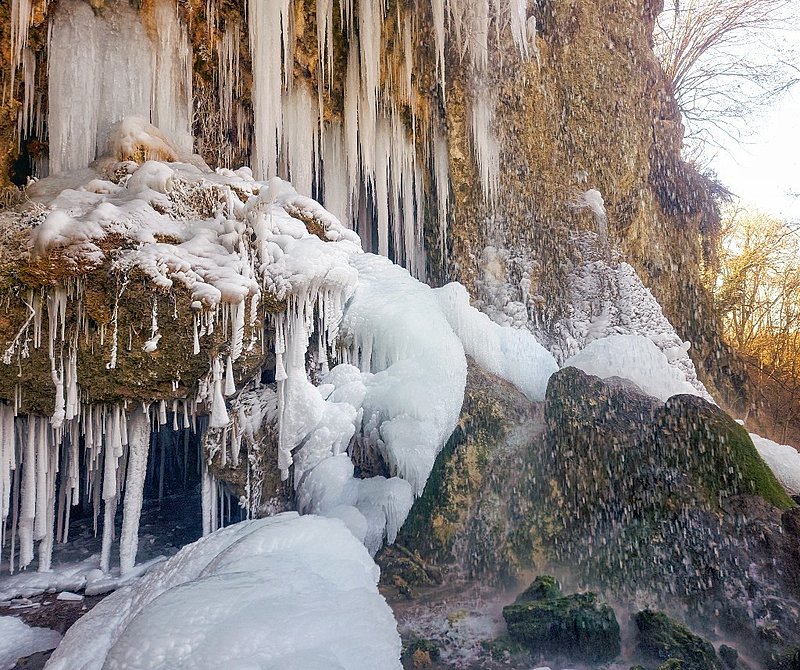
0, 286, 264, 577
7, 0, 537, 276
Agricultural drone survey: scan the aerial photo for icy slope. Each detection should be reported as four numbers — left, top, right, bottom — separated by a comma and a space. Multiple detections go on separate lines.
750, 433, 800, 496
45, 513, 401, 670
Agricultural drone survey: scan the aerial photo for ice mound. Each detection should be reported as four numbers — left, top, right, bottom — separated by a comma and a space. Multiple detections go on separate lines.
750, 433, 800, 496
45, 514, 402, 670
563, 334, 701, 402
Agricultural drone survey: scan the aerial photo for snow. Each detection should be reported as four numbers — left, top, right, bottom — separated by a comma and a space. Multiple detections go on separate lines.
563, 334, 702, 402
46, 514, 402, 670
0, 616, 61, 669
434, 282, 558, 400
749, 433, 800, 496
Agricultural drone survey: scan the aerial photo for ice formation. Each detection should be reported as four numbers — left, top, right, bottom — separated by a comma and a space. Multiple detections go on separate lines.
563, 334, 702, 402
749, 433, 800, 496
0, 616, 61, 669
47, 0, 193, 175
46, 514, 402, 670
4, 120, 538, 573
434, 282, 557, 400
546, 236, 711, 400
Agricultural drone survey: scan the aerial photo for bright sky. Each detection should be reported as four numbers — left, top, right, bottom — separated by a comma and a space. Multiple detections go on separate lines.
711, 89, 800, 222
705, 15, 800, 223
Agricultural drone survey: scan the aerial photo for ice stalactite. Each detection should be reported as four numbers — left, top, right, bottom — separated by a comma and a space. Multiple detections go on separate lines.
119, 408, 150, 576
248, 0, 292, 181
470, 86, 501, 204
151, 0, 194, 155
243, 0, 532, 276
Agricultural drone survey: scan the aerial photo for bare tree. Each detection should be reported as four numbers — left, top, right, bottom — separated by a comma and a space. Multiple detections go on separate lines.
654, 0, 800, 161
709, 205, 800, 442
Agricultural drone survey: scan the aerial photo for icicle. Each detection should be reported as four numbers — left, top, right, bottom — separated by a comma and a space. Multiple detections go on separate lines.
151, 0, 194, 153
18, 417, 36, 569
218, 20, 241, 154
48, 1, 151, 173
193, 313, 201, 355
37, 439, 58, 572
230, 300, 245, 362
100, 406, 123, 572
321, 123, 350, 224
210, 357, 230, 428
158, 400, 167, 426
433, 126, 450, 261
430, 0, 446, 100
143, 299, 161, 352
248, 0, 292, 179
470, 88, 500, 204
509, 0, 530, 58
119, 408, 150, 575
201, 460, 214, 536
33, 417, 47, 541
282, 83, 318, 197
0, 405, 15, 565
224, 356, 236, 397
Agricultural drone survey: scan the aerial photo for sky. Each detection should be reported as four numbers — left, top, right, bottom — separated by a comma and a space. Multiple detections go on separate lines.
702, 11, 800, 223
710, 89, 800, 222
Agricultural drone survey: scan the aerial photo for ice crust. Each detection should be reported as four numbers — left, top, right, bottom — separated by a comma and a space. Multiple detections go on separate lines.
563, 334, 701, 402
45, 514, 401, 670
0, 616, 61, 670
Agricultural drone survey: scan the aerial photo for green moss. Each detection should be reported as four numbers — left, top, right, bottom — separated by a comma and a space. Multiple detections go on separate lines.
658, 660, 687, 670
635, 610, 720, 670
402, 638, 440, 661
503, 591, 620, 663
515, 575, 561, 603
481, 635, 527, 661
669, 398, 794, 511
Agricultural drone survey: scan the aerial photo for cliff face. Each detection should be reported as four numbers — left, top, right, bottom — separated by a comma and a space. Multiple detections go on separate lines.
0, 0, 730, 406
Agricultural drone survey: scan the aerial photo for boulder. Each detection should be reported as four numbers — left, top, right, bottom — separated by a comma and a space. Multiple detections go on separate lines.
635, 609, 720, 670
503, 581, 620, 663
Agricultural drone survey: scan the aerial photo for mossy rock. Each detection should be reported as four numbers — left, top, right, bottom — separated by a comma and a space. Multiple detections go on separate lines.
768, 646, 800, 670
635, 610, 720, 670
503, 591, 620, 663
719, 644, 738, 669
482, 635, 527, 661
515, 575, 561, 603
664, 394, 794, 510
658, 660, 686, 670
402, 638, 440, 661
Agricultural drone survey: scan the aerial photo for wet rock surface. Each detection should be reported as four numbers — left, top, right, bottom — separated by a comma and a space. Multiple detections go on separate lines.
634, 609, 721, 670
503, 577, 621, 663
